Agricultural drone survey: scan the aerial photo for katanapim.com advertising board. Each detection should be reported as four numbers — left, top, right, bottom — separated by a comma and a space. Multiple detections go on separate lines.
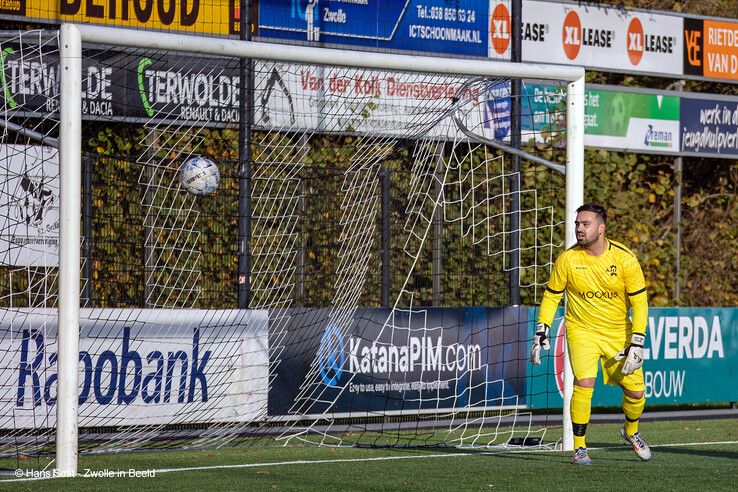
268, 307, 529, 417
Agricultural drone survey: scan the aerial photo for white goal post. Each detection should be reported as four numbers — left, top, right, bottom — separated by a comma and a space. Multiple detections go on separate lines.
55, 23, 584, 476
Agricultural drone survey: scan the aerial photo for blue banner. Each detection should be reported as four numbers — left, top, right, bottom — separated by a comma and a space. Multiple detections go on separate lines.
259, 0, 488, 57
527, 307, 738, 408
268, 307, 528, 416
681, 96, 738, 157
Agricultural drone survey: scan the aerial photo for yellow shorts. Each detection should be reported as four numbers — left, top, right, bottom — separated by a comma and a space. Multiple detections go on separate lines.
566, 329, 645, 392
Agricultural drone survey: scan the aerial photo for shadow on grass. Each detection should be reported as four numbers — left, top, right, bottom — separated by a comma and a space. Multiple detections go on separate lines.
649, 445, 738, 460
412, 439, 738, 464
588, 440, 738, 462
355, 443, 584, 465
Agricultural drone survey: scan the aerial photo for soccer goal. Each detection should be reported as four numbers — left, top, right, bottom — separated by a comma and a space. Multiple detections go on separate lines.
0, 24, 583, 476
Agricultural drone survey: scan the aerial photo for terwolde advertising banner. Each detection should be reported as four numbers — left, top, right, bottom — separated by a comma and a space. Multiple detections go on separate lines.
1, 308, 269, 429
0, 44, 161, 121
268, 307, 528, 417
519, 1, 683, 77
527, 307, 738, 408
0, 44, 241, 124
681, 95, 738, 157
259, 0, 488, 57
683, 17, 738, 82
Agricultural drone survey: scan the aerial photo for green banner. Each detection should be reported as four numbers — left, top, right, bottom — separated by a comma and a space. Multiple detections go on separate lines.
523, 84, 682, 153
585, 91, 679, 137
527, 307, 738, 408
584, 89, 681, 152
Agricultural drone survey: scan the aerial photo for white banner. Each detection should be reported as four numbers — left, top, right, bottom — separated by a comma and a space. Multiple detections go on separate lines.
1, 308, 269, 429
508, 1, 683, 76
0, 145, 60, 267
254, 62, 496, 141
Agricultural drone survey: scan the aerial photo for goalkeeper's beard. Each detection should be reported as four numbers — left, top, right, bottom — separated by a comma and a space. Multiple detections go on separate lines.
576, 234, 597, 248
577, 236, 597, 248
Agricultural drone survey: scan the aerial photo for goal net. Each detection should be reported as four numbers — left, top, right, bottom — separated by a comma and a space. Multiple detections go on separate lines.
0, 26, 583, 471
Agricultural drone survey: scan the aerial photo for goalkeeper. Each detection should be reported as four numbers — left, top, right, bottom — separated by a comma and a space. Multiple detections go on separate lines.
530, 203, 650, 465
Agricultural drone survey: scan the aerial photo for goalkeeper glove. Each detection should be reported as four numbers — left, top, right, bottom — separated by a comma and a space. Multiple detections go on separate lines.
615, 333, 646, 375
530, 322, 550, 366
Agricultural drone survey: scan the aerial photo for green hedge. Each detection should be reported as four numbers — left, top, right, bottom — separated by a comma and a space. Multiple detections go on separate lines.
81, 123, 738, 309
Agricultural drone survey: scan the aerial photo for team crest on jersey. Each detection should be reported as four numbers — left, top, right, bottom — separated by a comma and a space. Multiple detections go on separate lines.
607, 265, 617, 276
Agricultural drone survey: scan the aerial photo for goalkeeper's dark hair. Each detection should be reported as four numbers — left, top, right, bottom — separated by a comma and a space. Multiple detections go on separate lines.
576, 203, 607, 224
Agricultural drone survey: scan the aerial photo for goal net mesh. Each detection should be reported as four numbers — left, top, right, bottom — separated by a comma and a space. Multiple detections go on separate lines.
0, 30, 568, 457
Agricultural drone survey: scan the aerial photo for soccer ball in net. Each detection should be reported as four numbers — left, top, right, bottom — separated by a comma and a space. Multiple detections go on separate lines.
179, 157, 220, 195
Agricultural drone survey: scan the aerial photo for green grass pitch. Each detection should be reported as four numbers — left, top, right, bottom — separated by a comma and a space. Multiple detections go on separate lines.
1, 418, 737, 491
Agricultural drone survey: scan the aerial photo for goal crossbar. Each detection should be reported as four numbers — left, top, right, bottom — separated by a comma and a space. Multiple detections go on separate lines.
73, 24, 585, 82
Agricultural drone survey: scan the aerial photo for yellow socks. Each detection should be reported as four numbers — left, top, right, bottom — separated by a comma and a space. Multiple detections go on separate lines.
622, 394, 646, 435
571, 385, 594, 448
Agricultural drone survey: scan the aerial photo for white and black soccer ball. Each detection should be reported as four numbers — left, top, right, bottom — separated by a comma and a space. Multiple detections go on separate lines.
179, 157, 220, 196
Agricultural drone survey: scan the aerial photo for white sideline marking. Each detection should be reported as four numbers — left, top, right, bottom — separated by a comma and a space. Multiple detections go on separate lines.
156, 439, 738, 473
4, 440, 738, 482
156, 452, 473, 474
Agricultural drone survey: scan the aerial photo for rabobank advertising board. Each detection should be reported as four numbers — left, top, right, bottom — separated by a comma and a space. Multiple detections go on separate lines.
268, 307, 528, 417
528, 307, 738, 408
1, 308, 269, 429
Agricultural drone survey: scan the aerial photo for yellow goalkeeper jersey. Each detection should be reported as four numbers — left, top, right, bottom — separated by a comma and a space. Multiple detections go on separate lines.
538, 239, 648, 336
